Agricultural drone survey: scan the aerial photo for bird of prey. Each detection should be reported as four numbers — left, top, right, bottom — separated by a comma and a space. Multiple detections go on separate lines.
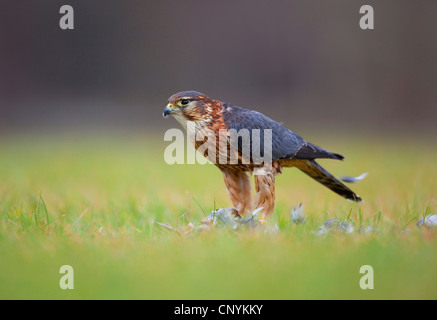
163, 91, 362, 221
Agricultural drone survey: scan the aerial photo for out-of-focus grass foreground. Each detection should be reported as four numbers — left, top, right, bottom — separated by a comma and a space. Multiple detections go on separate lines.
0, 132, 436, 300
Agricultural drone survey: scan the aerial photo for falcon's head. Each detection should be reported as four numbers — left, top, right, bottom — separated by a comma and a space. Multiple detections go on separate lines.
163, 91, 216, 125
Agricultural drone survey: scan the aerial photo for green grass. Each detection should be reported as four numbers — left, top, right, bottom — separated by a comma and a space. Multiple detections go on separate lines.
0, 132, 436, 299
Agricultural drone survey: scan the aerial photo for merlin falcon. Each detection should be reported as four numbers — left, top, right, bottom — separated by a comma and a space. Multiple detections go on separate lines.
163, 91, 362, 220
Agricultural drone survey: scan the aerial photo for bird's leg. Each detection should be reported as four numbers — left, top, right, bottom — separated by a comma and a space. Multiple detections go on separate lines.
254, 173, 275, 223
222, 170, 253, 216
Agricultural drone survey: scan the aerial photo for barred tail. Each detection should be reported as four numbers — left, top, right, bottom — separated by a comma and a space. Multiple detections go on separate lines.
296, 160, 362, 203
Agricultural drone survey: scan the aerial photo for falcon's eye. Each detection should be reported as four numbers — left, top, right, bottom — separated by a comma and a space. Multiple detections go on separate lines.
180, 99, 189, 106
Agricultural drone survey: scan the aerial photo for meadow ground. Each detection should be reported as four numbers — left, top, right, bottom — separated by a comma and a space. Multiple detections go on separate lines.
0, 131, 436, 300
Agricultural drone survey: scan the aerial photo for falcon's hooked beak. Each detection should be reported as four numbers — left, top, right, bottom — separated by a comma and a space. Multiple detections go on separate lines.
162, 104, 174, 118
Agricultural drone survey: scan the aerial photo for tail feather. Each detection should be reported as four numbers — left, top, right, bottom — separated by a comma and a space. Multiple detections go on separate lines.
296, 160, 362, 203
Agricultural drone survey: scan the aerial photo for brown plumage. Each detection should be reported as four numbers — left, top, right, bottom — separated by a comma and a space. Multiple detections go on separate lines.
163, 91, 362, 219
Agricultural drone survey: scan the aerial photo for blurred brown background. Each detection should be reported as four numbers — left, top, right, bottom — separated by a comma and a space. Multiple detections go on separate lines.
0, 0, 436, 137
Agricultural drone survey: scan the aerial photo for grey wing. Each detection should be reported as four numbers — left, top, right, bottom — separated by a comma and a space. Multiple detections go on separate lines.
222, 106, 343, 161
